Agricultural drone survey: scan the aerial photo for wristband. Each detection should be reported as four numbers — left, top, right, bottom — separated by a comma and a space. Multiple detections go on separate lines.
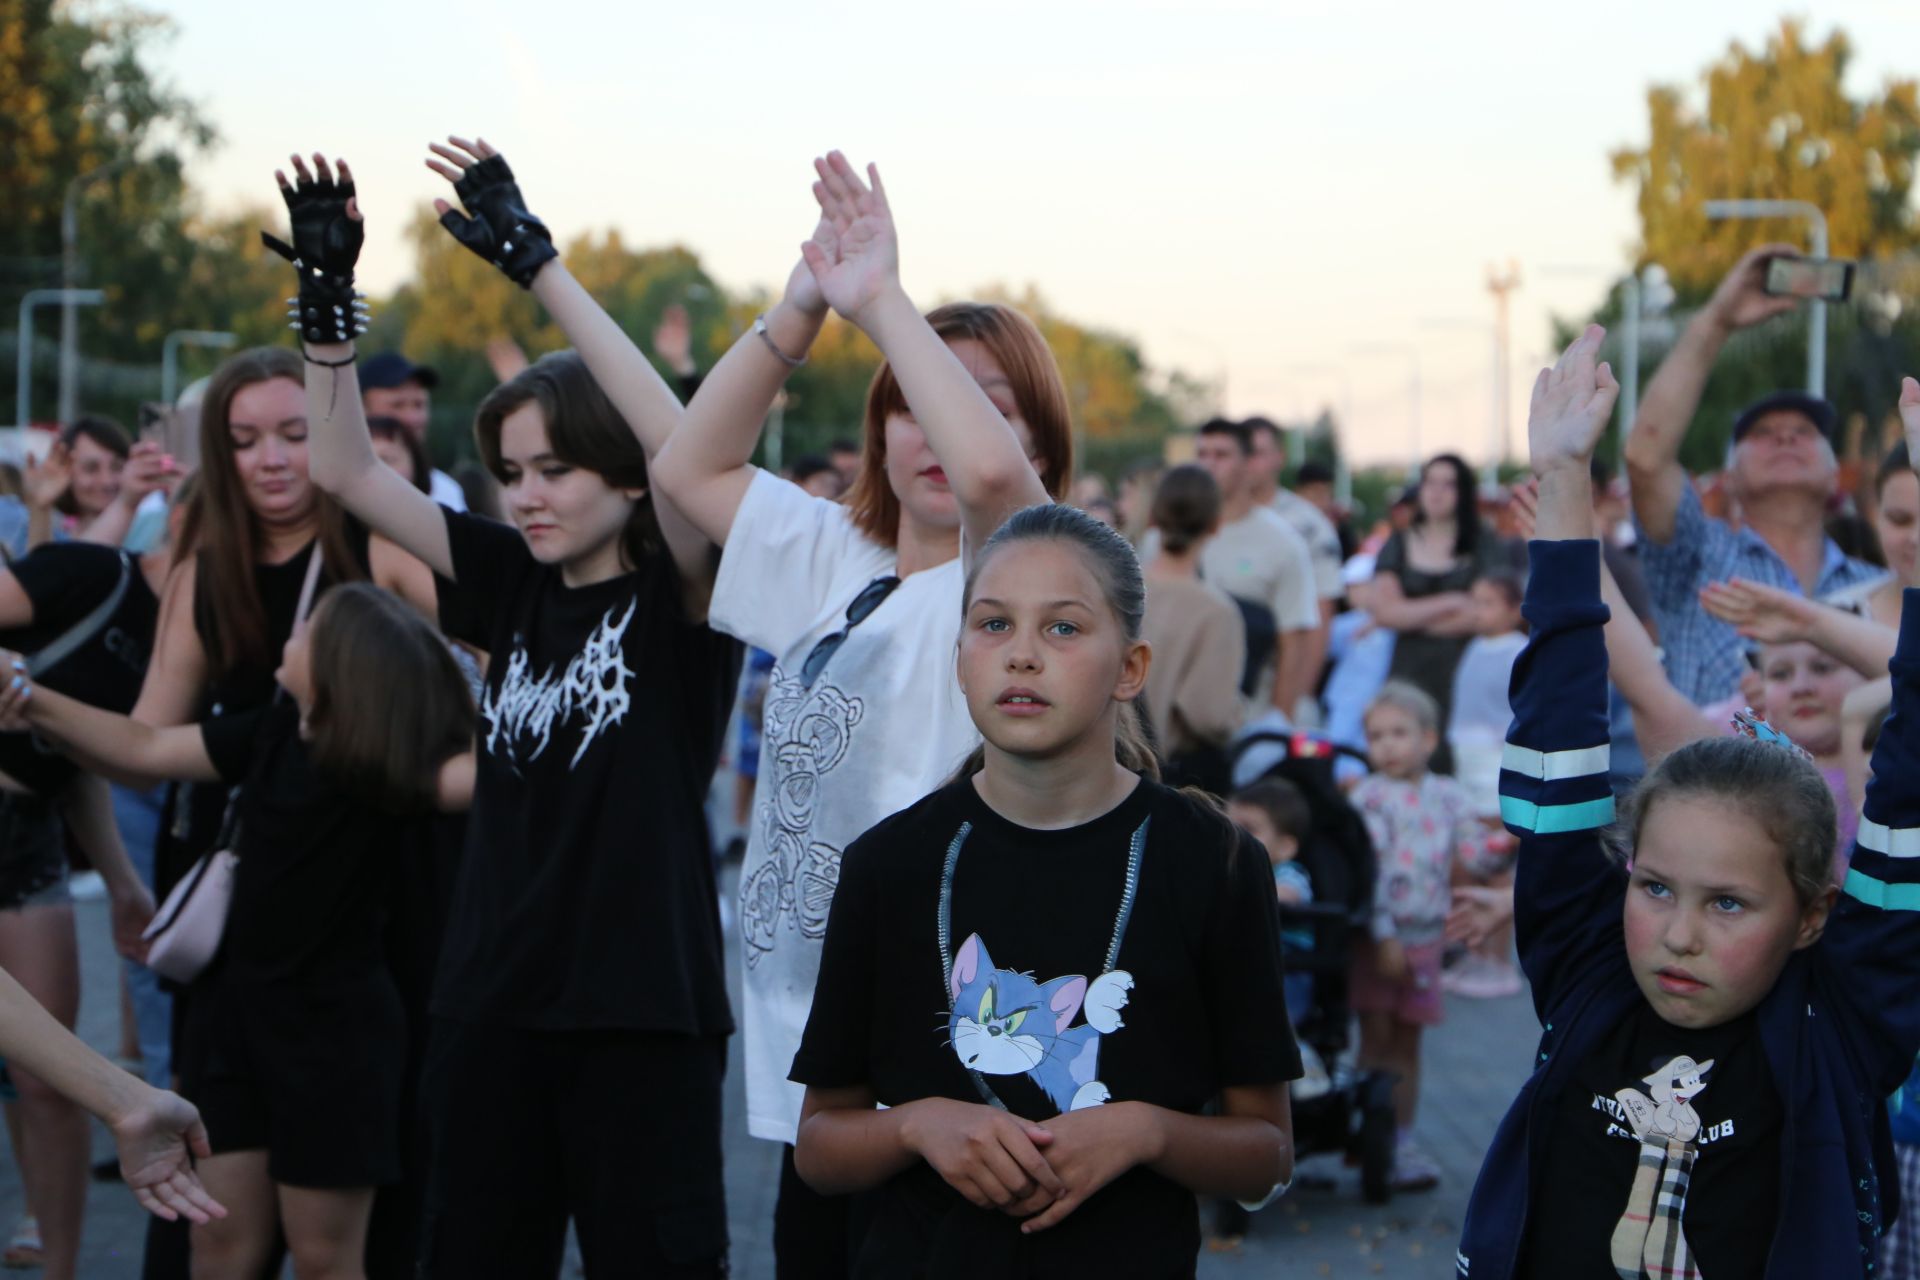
754, 315, 807, 369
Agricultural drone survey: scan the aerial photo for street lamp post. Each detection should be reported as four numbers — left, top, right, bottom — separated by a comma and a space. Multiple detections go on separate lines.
18, 289, 105, 429
161, 330, 238, 406
1703, 199, 1830, 395
60, 159, 132, 425
1538, 266, 1673, 455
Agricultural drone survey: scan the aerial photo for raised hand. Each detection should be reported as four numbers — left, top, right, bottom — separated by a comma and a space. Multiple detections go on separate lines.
119, 440, 178, 506
264, 153, 368, 344
1527, 324, 1619, 474
1901, 376, 1920, 469
426, 136, 557, 289
782, 211, 837, 320
799, 152, 901, 326
111, 1086, 226, 1224
23, 441, 72, 511
1698, 577, 1819, 645
1706, 243, 1805, 333
652, 304, 695, 375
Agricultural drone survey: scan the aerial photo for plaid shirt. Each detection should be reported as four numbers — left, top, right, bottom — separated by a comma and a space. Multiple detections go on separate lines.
1637, 482, 1884, 704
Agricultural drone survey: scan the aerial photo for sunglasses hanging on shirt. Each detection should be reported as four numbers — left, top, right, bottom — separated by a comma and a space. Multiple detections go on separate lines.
799, 574, 902, 690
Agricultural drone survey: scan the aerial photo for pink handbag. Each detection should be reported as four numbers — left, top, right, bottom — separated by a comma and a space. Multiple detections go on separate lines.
140, 549, 324, 984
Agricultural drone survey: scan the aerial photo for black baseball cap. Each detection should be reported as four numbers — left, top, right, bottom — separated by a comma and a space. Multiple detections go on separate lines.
1731, 391, 1836, 443
360, 352, 440, 392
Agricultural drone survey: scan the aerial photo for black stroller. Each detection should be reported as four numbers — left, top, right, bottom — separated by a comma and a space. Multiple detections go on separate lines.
1232, 728, 1401, 1203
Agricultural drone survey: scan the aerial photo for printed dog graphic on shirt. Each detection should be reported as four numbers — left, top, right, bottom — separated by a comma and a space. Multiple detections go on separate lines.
739, 674, 864, 968
1608, 1054, 1715, 1280
945, 934, 1133, 1113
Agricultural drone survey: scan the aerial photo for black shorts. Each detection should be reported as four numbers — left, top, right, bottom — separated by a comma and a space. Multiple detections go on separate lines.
190, 973, 406, 1189
0, 793, 66, 911
419, 1020, 728, 1278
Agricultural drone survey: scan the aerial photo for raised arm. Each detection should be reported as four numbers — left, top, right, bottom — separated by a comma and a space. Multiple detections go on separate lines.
1509, 477, 1713, 760
804, 153, 1048, 553
650, 218, 833, 545
1699, 578, 1897, 679
424, 137, 714, 593
1505, 327, 1626, 1011
264, 153, 453, 578
0, 656, 217, 786
1624, 244, 1801, 542
75, 442, 177, 549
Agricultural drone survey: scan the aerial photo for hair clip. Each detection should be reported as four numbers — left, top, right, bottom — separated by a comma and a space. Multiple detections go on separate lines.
1730, 708, 1813, 763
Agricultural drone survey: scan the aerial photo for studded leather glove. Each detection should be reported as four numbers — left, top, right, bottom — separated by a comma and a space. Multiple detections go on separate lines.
261, 168, 369, 344
435, 154, 558, 288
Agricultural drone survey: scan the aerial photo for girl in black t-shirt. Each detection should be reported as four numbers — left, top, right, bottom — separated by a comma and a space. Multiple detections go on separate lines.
281, 143, 737, 1276
0, 582, 474, 1280
792, 504, 1299, 1277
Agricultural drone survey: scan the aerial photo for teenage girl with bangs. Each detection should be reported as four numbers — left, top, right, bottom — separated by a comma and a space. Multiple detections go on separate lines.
650, 151, 1073, 1274
791, 503, 1298, 1277
1456, 335, 1920, 1279
0, 583, 473, 1280
282, 140, 739, 1277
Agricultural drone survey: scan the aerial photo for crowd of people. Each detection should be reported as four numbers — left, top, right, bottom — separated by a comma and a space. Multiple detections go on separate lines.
0, 135, 1915, 1280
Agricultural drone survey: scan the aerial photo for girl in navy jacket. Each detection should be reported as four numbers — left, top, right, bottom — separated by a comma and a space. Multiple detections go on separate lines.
1456, 334, 1920, 1280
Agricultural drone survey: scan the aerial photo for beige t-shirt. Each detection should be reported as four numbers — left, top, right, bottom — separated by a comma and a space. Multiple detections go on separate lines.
1197, 507, 1321, 631
1141, 576, 1248, 758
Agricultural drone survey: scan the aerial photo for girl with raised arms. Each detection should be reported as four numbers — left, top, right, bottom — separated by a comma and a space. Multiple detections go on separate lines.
649, 151, 1072, 1272
1455, 334, 1920, 1279
277, 141, 738, 1277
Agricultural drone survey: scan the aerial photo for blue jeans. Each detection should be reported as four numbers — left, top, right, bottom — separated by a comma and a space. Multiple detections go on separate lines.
111, 783, 171, 1087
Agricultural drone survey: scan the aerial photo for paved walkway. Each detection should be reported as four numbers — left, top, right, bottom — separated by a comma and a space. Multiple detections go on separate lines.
7, 879, 1541, 1279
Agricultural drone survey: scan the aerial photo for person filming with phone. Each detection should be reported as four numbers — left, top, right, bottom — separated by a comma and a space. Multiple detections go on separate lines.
1624, 242, 1883, 706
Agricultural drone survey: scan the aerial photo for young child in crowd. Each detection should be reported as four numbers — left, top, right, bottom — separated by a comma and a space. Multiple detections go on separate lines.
791, 504, 1298, 1276
1456, 338, 1920, 1280
1351, 680, 1508, 1192
1227, 778, 1315, 1020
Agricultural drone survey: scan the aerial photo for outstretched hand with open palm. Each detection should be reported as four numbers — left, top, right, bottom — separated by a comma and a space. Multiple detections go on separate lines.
800, 152, 900, 326
1527, 324, 1619, 474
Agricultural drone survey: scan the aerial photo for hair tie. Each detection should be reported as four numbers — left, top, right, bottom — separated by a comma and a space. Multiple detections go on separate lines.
1730, 708, 1813, 763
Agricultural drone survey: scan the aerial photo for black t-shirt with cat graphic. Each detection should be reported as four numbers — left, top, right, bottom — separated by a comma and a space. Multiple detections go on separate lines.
430, 510, 740, 1033
1520, 1001, 1781, 1279
793, 776, 1300, 1278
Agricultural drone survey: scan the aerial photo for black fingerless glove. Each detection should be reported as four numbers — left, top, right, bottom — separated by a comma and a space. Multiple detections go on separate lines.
436, 155, 558, 289
261, 170, 369, 344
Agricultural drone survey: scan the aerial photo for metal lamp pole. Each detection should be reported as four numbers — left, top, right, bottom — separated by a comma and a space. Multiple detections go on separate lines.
60, 159, 132, 425
1702, 199, 1829, 395
18, 289, 105, 429
161, 331, 238, 406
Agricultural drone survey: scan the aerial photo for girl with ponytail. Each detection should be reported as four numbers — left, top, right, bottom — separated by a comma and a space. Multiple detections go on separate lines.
789, 503, 1300, 1275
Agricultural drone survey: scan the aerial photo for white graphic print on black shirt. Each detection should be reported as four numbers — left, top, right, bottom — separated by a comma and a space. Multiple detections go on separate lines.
483, 599, 636, 769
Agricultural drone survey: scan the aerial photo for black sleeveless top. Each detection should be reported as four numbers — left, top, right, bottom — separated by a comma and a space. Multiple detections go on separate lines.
164, 520, 374, 888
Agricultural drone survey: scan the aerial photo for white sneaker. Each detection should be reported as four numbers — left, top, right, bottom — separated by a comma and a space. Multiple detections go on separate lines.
1392, 1137, 1441, 1192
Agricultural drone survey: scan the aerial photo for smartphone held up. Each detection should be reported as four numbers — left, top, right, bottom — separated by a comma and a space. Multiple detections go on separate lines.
1763, 254, 1855, 303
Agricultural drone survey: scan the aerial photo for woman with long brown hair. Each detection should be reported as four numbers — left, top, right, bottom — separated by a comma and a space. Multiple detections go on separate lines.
652, 150, 1073, 1276
130, 344, 437, 1280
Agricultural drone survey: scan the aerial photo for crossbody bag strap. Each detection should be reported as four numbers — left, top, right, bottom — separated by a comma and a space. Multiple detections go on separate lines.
26, 550, 132, 679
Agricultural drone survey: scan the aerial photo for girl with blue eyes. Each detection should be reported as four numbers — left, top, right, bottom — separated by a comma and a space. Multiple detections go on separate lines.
1458, 336, 1920, 1280
790, 504, 1298, 1277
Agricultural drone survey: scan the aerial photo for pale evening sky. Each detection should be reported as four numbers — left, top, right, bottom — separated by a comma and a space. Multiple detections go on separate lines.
154, 0, 1920, 466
